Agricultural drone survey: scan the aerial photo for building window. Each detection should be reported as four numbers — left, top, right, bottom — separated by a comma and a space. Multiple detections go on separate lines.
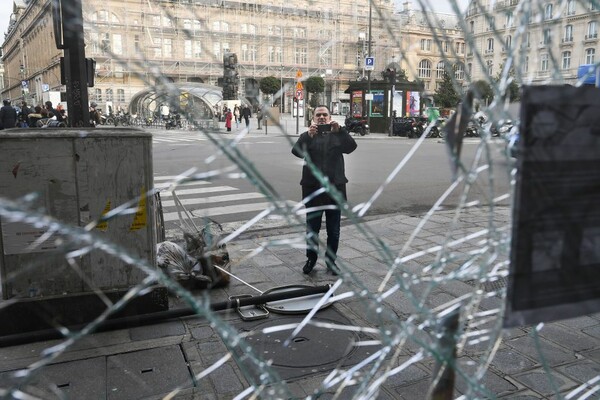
506, 11, 513, 28
587, 21, 598, 39
106, 88, 113, 102
505, 35, 512, 51
487, 38, 494, 52
117, 89, 125, 102
213, 21, 220, 31
470, 21, 475, 33
467, 63, 472, 76
151, 15, 161, 27
268, 46, 274, 62
112, 34, 122, 55
526, 32, 531, 48
540, 53, 549, 71
184, 40, 192, 58
592, 1, 599, 11
436, 61, 446, 79
193, 41, 201, 58
101, 33, 110, 55
134, 35, 141, 53
455, 42, 465, 54
562, 51, 571, 69
294, 28, 306, 38
544, 4, 553, 20
95, 88, 102, 102
153, 38, 162, 58
564, 25, 573, 42
567, 0, 576, 15
214, 43, 220, 59
420, 39, 432, 51
543, 28, 552, 44
524, 56, 529, 73
486, 60, 493, 75
294, 47, 307, 64
163, 38, 172, 58
222, 42, 230, 53
183, 19, 191, 30
454, 63, 465, 80
276, 47, 283, 63
241, 44, 249, 61
586, 48, 596, 64
418, 59, 431, 78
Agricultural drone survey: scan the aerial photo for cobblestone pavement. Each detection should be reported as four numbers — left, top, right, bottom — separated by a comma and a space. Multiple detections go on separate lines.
1, 207, 598, 399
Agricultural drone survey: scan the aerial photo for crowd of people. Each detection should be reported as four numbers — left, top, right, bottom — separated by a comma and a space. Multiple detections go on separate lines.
0, 100, 66, 129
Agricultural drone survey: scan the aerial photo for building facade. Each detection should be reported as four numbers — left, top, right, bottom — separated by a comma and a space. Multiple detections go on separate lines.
2, 0, 467, 115
465, 0, 600, 86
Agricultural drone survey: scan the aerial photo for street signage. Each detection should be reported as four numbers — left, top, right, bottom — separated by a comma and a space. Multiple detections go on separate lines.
365, 57, 375, 71
365, 93, 374, 100
296, 89, 303, 100
42, 84, 50, 92
21, 80, 28, 88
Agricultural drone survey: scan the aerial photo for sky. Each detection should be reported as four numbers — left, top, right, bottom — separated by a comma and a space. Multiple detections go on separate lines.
0, 1, 470, 47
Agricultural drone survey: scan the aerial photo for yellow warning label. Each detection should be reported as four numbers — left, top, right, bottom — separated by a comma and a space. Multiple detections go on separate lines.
130, 187, 147, 231
97, 200, 111, 231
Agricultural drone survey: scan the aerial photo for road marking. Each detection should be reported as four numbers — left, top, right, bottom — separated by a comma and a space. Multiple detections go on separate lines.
159, 186, 239, 196
161, 192, 265, 207
162, 202, 271, 222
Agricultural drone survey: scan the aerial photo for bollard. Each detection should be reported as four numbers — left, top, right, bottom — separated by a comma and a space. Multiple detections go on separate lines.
429, 308, 460, 400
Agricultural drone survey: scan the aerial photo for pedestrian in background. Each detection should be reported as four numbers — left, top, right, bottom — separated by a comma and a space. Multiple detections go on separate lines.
0, 99, 17, 129
242, 104, 251, 128
233, 104, 241, 129
225, 108, 233, 132
257, 107, 263, 130
18, 101, 31, 127
291, 105, 357, 275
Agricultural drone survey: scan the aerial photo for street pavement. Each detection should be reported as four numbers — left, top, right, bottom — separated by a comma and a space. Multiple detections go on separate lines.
1, 205, 599, 399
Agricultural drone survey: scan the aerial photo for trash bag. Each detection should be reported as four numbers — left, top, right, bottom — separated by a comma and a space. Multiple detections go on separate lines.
183, 221, 231, 288
156, 241, 212, 284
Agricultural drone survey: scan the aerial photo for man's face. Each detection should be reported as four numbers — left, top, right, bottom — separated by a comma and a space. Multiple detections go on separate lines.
313, 107, 331, 125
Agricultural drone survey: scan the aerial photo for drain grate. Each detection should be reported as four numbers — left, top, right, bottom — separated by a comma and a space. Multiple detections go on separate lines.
464, 277, 507, 297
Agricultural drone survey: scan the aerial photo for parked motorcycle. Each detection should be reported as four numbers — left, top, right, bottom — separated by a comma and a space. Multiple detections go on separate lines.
165, 114, 182, 130
345, 116, 369, 136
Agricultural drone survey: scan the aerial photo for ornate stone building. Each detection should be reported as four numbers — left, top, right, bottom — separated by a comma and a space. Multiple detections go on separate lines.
465, 0, 600, 86
1, 0, 466, 115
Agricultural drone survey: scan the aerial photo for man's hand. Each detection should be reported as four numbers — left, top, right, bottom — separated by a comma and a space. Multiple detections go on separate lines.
330, 121, 341, 133
308, 123, 318, 138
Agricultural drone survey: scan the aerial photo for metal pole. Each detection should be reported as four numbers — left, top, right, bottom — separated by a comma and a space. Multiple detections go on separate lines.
296, 100, 299, 135
388, 82, 395, 137
429, 308, 460, 400
59, 0, 91, 127
280, 65, 284, 114
366, 2, 372, 129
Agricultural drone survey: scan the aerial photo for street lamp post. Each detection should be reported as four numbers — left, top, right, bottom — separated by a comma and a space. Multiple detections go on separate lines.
280, 64, 283, 114
367, 2, 372, 129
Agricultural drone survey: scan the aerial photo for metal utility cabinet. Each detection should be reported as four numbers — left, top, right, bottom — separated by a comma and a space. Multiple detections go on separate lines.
0, 129, 157, 300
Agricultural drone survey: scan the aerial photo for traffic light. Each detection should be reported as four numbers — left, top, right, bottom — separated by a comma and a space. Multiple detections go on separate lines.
222, 52, 239, 100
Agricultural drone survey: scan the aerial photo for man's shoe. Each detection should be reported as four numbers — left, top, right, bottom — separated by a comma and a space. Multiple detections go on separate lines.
302, 259, 317, 274
326, 261, 339, 276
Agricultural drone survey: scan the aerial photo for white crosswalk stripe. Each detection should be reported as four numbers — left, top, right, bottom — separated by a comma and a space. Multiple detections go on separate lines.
154, 175, 271, 225
152, 132, 208, 144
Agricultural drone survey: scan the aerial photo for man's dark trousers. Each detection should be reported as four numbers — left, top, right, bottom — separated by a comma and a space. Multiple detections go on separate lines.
306, 208, 341, 266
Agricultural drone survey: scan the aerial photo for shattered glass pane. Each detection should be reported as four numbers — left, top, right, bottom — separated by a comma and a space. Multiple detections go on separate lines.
1, 0, 599, 399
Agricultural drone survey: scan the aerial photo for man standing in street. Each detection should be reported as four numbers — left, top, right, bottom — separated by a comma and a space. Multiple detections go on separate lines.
242, 104, 252, 128
292, 105, 357, 275
0, 100, 17, 129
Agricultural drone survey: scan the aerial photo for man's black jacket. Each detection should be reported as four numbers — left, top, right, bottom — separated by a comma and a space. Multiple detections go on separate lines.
291, 127, 357, 187
0, 105, 17, 129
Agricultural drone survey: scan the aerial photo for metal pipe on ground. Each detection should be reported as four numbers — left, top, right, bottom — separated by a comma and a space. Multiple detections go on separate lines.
0, 284, 332, 348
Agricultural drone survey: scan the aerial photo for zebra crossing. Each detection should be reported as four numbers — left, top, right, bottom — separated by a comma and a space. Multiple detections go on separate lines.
152, 131, 208, 144
154, 175, 281, 236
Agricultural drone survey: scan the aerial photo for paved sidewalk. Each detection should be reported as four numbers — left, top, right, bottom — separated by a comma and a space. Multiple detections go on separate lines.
1, 207, 599, 399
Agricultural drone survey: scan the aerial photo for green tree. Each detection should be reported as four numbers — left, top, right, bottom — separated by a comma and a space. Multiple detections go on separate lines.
304, 76, 325, 108
259, 76, 281, 104
433, 72, 461, 108
472, 80, 494, 106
